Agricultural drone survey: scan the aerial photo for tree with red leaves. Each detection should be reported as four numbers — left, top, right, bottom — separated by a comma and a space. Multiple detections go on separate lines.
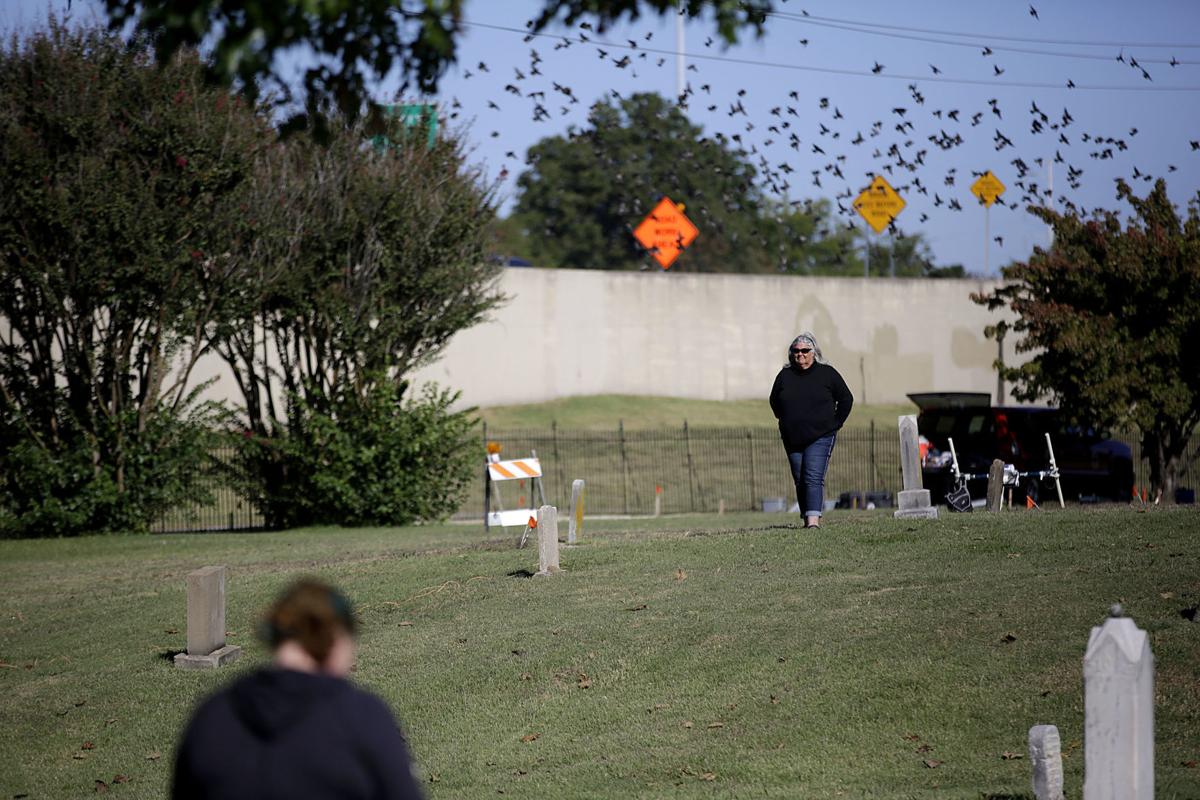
974, 179, 1200, 502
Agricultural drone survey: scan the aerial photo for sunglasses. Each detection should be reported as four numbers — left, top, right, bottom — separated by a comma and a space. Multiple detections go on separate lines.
790, 348, 813, 355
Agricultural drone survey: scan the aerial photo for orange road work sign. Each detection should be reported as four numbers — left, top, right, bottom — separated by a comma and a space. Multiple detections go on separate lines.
633, 196, 699, 269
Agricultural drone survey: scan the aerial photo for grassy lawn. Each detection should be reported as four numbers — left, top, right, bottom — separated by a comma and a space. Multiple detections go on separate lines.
2, 508, 1198, 798
475, 394, 916, 431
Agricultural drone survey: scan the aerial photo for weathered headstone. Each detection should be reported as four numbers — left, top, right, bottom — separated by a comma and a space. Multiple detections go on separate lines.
567, 479, 585, 545
1083, 606, 1154, 800
986, 459, 1006, 512
1029, 724, 1065, 800
174, 566, 242, 670
894, 415, 938, 519
535, 505, 562, 576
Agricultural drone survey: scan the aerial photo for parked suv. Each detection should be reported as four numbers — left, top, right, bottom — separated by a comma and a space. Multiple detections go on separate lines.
909, 393, 1135, 505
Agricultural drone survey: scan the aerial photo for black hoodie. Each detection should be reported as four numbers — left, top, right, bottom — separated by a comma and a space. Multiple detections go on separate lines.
172, 668, 423, 800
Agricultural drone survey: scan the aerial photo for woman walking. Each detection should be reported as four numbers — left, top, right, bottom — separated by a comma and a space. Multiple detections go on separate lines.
769, 332, 854, 529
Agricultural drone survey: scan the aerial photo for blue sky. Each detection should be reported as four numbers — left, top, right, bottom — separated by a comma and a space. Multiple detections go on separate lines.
6, 0, 1199, 276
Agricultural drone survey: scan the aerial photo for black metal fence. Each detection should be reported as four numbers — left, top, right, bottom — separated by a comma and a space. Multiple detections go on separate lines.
151, 446, 264, 533
469, 422, 901, 518
154, 425, 1196, 530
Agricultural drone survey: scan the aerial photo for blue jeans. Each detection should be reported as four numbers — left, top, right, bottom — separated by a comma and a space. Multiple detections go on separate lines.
787, 433, 837, 518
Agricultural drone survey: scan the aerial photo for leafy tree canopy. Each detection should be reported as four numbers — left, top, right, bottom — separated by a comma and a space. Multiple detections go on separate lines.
974, 179, 1200, 499
219, 112, 503, 528
99, 0, 770, 133
511, 92, 842, 273
512, 92, 764, 271
862, 232, 961, 278
0, 20, 269, 536
1, 19, 504, 535
503, 93, 957, 276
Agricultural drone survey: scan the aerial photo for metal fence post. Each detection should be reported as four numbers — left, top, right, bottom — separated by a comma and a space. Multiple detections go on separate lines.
552, 420, 565, 508
684, 420, 696, 512
747, 429, 757, 511
869, 419, 876, 492
619, 419, 630, 515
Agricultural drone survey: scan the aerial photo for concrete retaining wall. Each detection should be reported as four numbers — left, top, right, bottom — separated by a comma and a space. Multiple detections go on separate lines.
408, 268, 1017, 407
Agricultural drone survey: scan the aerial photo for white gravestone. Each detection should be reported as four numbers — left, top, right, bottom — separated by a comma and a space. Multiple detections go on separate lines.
535, 505, 562, 576
174, 566, 242, 670
1083, 606, 1154, 800
894, 415, 938, 519
1029, 724, 1065, 800
567, 480, 585, 545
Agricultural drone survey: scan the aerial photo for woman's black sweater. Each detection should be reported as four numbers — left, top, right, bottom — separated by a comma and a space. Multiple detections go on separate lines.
769, 362, 854, 452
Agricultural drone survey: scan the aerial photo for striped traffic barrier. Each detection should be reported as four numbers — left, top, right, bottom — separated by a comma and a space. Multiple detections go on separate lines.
483, 455, 547, 534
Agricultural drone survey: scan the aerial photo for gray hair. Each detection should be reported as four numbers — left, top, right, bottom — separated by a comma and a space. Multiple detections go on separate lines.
788, 332, 828, 365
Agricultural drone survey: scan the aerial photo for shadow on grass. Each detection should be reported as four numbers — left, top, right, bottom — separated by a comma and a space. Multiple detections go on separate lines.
157, 648, 185, 662
980, 794, 1035, 799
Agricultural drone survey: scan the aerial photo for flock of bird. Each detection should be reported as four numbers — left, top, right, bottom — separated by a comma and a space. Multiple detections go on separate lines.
437, 6, 1200, 267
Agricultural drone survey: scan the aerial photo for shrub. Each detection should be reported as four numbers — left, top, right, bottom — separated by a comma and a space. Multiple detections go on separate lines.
0, 21, 267, 536
0, 401, 223, 537
231, 383, 476, 529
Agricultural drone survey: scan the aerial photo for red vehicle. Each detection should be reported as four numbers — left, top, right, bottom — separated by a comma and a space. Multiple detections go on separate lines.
909, 393, 1135, 505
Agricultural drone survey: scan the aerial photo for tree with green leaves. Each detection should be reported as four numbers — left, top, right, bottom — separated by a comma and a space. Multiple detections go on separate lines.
100, 0, 770, 133
1, 20, 506, 535
511, 92, 847, 272
862, 231, 963, 278
761, 199, 861, 276
0, 21, 269, 536
221, 116, 503, 528
973, 179, 1200, 501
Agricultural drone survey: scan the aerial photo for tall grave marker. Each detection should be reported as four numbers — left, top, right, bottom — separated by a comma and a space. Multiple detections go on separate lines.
1083, 606, 1154, 800
894, 415, 938, 519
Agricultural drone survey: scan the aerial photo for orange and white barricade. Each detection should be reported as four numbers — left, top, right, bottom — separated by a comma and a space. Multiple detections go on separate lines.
483, 454, 547, 531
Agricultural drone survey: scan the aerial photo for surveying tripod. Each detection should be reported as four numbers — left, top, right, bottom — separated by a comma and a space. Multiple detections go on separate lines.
947, 432, 1065, 509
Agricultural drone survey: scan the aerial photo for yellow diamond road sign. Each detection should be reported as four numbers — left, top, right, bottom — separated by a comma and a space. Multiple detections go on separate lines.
853, 175, 906, 234
971, 171, 1006, 207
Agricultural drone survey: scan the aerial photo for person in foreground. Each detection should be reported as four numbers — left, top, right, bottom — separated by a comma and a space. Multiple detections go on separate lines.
172, 578, 424, 800
769, 332, 854, 529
